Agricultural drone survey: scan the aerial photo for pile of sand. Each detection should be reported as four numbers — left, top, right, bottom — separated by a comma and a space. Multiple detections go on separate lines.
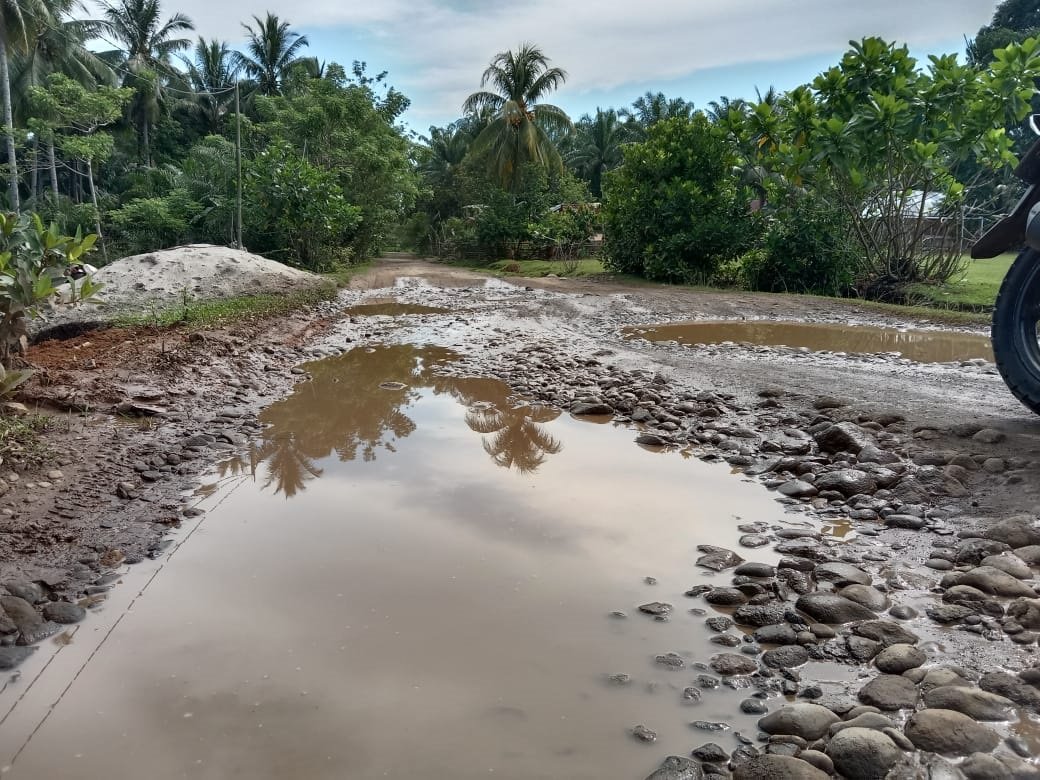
40, 244, 327, 332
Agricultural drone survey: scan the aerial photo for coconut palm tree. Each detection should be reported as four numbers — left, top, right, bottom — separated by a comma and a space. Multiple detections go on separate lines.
98, 0, 194, 164
234, 13, 308, 97
182, 37, 238, 134
623, 91, 693, 135
12, 0, 112, 202
567, 108, 630, 198
463, 43, 571, 191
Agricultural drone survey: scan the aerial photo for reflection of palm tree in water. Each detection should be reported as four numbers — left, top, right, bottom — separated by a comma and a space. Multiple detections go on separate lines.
250, 344, 563, 496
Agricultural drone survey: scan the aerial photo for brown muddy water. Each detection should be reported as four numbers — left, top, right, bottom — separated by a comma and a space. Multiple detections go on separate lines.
625, 320, 993, 364
0, 345, 816, 780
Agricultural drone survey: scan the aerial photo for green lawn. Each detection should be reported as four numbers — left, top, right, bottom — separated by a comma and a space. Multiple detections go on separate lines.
905, 253, 1015, 310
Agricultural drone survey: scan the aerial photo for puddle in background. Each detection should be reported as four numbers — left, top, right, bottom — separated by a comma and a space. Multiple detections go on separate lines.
1, 345, 811, 780
625, 320, 993, 364
344, 301, 449, 317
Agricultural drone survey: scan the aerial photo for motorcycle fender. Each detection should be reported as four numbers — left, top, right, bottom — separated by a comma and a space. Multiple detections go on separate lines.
972, 184, 1040, 258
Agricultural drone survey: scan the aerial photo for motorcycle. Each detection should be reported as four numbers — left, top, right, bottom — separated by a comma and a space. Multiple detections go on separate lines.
973, 113, 1040, 415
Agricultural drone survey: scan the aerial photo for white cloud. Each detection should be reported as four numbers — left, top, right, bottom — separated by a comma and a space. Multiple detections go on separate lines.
120, 0, 997, 122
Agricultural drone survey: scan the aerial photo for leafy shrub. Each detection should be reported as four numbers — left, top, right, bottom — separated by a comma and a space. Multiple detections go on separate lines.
745, 196, 858, 296
602, 115, 755, 283
34, 197, 101, 245
106, 190, 197, 255
244, 142, 362, 270
0, 212, 100, 364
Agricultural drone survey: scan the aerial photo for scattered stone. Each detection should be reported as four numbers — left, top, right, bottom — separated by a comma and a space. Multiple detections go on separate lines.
885, 514, 928, 530
980, 553, 1032, 579
754, 624, 799, 645
796, 593, 878, 624
857, 675, 918, 710
632, 724, 657, 743
927, 604, 975, 624
705, 587, 748, 606
2, 580, 44, 604
735, 562, 776, 578
904, 709, 1000, 755
741, 698, 769, 715
815, 423, 869, 454
644, 755, 704, 780
705, 616, 733, 633
922, 686, 1015, 721
709, 653, 758, 676
739, 534, 771, 548
639, 602, 672, 616
978, 671, 1040, 709
607, 673, 631, 686
696, 546, 744, 572
692, 743, 729, 763
733, 603, 786, 627
957, 566, 1036, 598
960, 753, 1013, 780
41, 602, 86, 624
778, 480, 818, 498
758, 704, 840, 740
797, 751, 833, 776
814, 562, 871, 587
826, 727, 903, 780
733, 755, 829, 780
570, 400, 613, 416
874, 644, 925, 674
982, 515, 1040, 548
972, 429, 1006, 444
814, 470, 876, 497
762, 645, 810, 668
1007, 598, 1040, 629
0, 645, 34, 669
655, 653, 685, 669
836, 585, 887, 612
851, 621, 919, 648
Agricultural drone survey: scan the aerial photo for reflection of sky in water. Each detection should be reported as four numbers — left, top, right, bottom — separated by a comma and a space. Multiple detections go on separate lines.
3, 346, 807, 780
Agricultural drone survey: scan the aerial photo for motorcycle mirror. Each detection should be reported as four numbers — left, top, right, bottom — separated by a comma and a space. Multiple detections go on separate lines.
1030, 113, 1040, 136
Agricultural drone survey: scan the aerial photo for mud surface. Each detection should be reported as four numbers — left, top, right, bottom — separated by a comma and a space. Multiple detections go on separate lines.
1, 257, 1040, 779
626, 320, 994, 364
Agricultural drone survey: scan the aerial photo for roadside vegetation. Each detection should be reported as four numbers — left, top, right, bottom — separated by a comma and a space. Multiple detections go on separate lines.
409, 1, 1040, 311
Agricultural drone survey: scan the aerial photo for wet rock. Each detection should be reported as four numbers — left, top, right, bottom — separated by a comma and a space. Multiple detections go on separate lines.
972, 428, 1006, 444
41, 601, 85, 624
639, 602, 672, 616
733, 603, 786, 627
814, 470, 876, 497
1007, 597, 1040, 629
692, 743, 729, 763
739, 534, 770, 548
733, 755, 829, 780
797, 751, 833, 776
979, 671, 1040, 709
681, 686, 702, 702
705, 616, 733, 633
607, 673, 631, 686
758, 703, 840, 740
632, 724, 657, 743
796, 593, 877, 624
0, 645, 34, 670
851, 620, 919, 648
887, 605, 917, 621
762, 645, 810, 668
710, 634, 741, 648
754, 624, 799, 645
1014, 545, 1040, 565
846, 636, 881, 662
981, 515, 1040, 548
956, 538, 1013, 565
741, 698, 769, 714
826, 727, 903, 780
956, 566, 1036, 598
644, 755, 704, 780
778, 480, 818, 498
814, 562, 871, 587
979, 553, 1032, 579
922, 686, 1015, 721
655, 652, 685, 669
857, 675, 918, 710
904, 709, 1000, 755
696, 546, 744, 572
815, 423, 870, 454
858, 445, 900, 465
960, 753, 1012, 780
874, 644, 925, 674
735, 562, 776, 578
570, 400, 614, 416
705, 588, 748, 607
919, 668, 974, 693
830, 712, 895, 734
837, 585, 888, 612
3, 580, 45, 604
927, 604, 976, 624
709, 653, 757, 676
885, 514, 928, 530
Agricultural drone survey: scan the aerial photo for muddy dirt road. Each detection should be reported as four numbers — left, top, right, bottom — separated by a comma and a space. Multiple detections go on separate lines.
1, 257, 1040, 779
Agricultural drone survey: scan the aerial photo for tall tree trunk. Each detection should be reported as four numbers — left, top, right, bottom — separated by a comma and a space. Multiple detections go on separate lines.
86, 159, 106, 263
0, 25, 19, 211
48, 139, 58, 201
30, 135, 38, 204
141, 120, 150, 167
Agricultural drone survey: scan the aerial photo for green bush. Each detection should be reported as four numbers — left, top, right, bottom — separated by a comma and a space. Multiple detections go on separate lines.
602, 115, 756, 283
106, 190, 197, 254
244, 142, 362, 270
745, 196, 858, 296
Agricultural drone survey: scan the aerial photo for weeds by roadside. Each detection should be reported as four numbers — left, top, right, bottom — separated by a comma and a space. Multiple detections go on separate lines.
113, 283, 338, 329
0, 413, 54, 467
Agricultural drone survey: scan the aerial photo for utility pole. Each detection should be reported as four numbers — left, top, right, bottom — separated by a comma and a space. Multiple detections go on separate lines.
235, 81, 243, 249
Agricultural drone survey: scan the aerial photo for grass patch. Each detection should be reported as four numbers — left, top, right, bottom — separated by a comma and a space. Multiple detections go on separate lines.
115, 283, 338, 329
0, 413, 53, 466
904, 254, 1015, 311
323, 259, 372, 288
449, 257, 607, 278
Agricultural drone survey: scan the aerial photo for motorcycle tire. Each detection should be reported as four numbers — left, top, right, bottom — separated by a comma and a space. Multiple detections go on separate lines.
992, 247, 1040, 415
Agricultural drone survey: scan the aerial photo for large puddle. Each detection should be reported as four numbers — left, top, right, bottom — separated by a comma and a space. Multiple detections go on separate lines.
625, 320, 993, 364
0, 345, 809, 780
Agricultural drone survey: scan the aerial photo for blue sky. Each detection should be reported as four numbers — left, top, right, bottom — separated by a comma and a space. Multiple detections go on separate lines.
149, 0, 997, 131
